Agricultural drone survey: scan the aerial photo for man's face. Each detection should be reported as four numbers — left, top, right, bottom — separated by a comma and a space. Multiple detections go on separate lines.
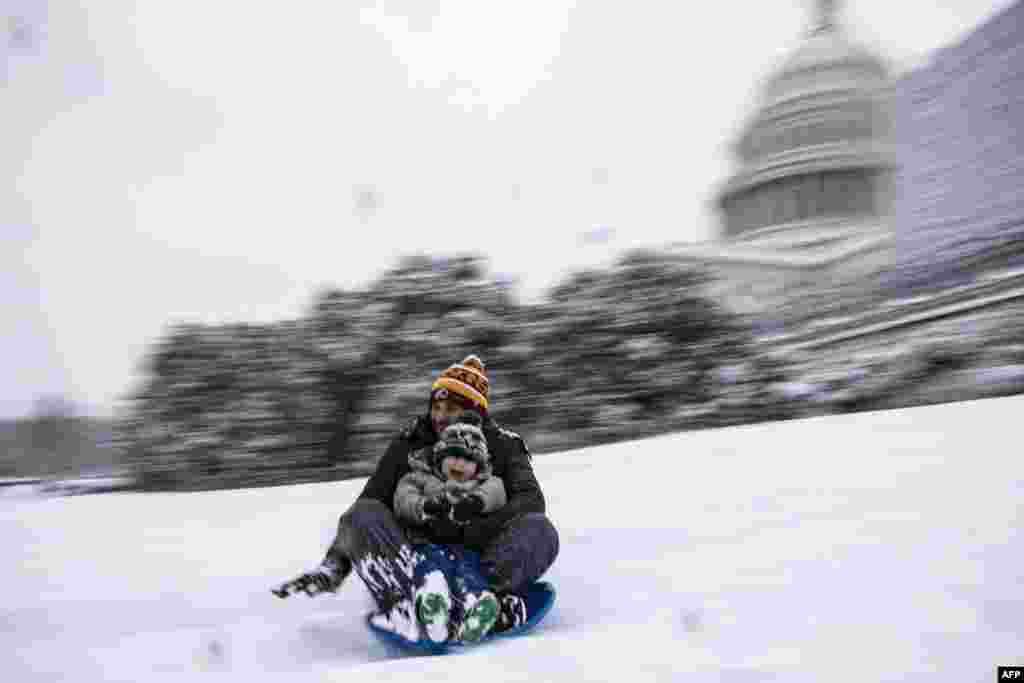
430, 398, 466, 435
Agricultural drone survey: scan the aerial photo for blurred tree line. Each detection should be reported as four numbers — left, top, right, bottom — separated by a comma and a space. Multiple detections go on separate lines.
10, 250, 1023, 492
114, 250, 756, 490
0, 396, 117, 480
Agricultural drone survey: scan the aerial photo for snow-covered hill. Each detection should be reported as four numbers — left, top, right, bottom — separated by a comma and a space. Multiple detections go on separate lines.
4, 397, 1022, 682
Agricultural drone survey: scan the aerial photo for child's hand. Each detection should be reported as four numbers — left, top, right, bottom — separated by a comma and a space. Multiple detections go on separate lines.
421, 495, 451, 522
451, 495, 485, 524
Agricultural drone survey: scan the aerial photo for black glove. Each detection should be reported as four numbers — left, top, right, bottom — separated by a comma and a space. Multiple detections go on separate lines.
451, 495, 485, 524
462, 514, 502, 551
271, 559, 350, 599
421, 495, 451, 522
426, 515, 464, 544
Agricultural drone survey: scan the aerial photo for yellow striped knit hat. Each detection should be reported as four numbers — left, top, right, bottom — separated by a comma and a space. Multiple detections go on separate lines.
431, 354, 490, 415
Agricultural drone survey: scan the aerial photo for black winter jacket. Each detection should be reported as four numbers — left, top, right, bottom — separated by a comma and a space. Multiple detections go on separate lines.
357, 415, 545, 551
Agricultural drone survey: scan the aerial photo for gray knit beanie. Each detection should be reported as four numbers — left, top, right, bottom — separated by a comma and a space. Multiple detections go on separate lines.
432, 411, 489, 468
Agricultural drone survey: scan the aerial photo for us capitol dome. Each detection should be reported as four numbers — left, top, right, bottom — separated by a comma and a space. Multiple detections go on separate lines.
672, 0, 897, 323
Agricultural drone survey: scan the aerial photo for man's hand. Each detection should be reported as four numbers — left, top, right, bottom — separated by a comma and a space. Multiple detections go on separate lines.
272, 560, 349, 599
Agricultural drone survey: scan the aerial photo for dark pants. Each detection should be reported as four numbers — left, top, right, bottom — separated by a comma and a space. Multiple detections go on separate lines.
327, 499, 559, 612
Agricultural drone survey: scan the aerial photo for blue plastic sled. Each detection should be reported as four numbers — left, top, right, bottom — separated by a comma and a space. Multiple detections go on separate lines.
366, 580, 557, 655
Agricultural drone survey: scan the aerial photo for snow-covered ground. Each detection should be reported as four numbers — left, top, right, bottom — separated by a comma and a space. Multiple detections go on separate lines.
4, 397, 1022, 682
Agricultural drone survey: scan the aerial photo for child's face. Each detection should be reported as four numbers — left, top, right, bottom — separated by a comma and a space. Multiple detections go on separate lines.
441, 455, 478, 483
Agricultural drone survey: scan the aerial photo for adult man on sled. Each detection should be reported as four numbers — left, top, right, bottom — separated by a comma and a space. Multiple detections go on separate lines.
273, 354, 560, 642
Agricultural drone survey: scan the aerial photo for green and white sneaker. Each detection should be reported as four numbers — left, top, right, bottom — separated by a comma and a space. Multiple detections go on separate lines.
456, 591, 500, 644
414, 571, 452, 643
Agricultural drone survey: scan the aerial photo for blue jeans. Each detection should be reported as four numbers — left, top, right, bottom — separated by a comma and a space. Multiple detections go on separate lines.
412, 543, 491, 624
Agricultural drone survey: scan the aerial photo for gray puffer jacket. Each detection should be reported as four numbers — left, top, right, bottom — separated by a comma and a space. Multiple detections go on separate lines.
393, 422, 506, 545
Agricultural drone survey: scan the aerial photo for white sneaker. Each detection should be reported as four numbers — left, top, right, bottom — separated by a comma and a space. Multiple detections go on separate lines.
369, 600, 420, 642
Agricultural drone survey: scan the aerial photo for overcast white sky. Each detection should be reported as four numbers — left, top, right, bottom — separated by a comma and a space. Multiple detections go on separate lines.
3, 0, 1017, 419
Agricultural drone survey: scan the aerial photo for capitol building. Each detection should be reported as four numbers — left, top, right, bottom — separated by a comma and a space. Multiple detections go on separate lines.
671, 0, 896, 326
671, 0, 1024, 354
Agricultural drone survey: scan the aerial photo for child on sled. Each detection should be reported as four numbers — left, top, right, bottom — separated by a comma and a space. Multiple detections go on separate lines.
388, 410, 508, 644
